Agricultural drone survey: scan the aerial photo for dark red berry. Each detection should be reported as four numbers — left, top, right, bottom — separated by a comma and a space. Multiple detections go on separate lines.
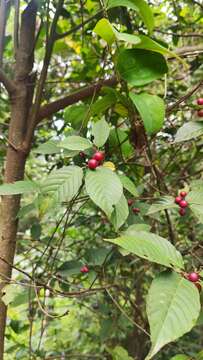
197, 98, 203, 106
188, 272, 199, 283
128, 199, 133, 206
180, 191, 187, 198
175, 196, 182, 204
132, 207, 140, 214
80, 265, 89, 273
195, 283, 202, 292
93, 151, 105, 162
79, 151, 86, 158
179, 208, 186, 216
197, 109, 203, 117
88, 159, 99, 170
179, 199, 188, 208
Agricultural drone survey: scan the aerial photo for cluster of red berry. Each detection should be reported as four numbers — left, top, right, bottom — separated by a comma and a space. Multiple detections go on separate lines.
182, 271, 201, 292
197, 98, 203, 117
128, 199, 140, 214
87, 151, 105, 170
175, 191, 188, 216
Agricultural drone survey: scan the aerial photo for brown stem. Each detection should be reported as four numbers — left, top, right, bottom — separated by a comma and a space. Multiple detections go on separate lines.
37, 76, 118, 122
0, 2, 38, 358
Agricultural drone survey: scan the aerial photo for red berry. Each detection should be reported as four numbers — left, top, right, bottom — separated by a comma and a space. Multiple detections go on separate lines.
179, 199, 188, 208
80, 265, 89, 273
93, 151, 105, 162
175, 196, 182, 204
132, 207, 140, 214
128, 199, 133, 206
180, 191, 187, 198
195, 283, 202, 292
79, 151, 86, 158
88, 159, 99, 170
179, 208, 186, 216
197, 98, 203, 106
188, 272, 199, 283
197, 109, 203, 117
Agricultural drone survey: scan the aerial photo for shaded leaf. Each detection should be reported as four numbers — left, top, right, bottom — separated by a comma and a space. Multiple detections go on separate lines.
117, 49, 168, 86
119, 174, 138, 197
111, 194, 129, 230
175, 122, 203, 142
106, 0, 154, 34
147, 196, 177, 215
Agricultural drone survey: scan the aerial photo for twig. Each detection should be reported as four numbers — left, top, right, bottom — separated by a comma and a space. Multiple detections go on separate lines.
55, 10, 103, 40
166, 80, 203, 115
106, 288, 150, 336
0, 69, 16, 95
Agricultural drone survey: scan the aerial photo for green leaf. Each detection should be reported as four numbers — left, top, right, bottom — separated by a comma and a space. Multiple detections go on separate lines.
114, 30, 141, 45
124, 223, 151, 233
170, 355, 190, 360
196, 351, 203, 360
106, 0, 154, 34
93, 18, 141, 46
147, 196, 177, 215
111, 194, 129, 230
92, 118, 110, 147
57, 260, 83, 276
85, 167, 123, 217
117, 49, 168, 86
64, 104, 89, 130
105, 230, 184, 269
41, 166, 83, 202
0, 180, 39, 195
119, 174, 138, 197
59, 136, 93, 151
130, 92, 165, 135
1, 284, 28, 306
187, 191, 203, 205
133, 35, 185, 64
108, 345, 134, 360
146, 272, 201, 360
187, 192, 203, 222
175, 122, 203, 142
84, 247, 111, 266
93, 18, 115, 45
33, 140, 61, 155
91, 92, 117, 116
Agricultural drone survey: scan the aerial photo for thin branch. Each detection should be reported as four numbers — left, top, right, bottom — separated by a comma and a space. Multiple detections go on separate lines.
172, 45, 203, 57
14, 0, 20, 56
24, 0, 64, 148
55, 10, 103, 40
155, 29, 203, 38
106, 289, 150, 336
0, 0, 9, 67
37, 76, 117, 122
166, 80, 203, 115
0, 69, 16, 95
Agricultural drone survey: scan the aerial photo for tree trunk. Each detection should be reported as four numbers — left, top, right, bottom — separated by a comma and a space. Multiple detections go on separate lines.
0, 1, 37, 358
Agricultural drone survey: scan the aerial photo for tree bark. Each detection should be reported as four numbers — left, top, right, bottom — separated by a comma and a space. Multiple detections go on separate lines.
0, 1, 37, 358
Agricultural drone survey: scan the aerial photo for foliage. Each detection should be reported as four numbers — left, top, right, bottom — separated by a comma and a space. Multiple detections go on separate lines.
0, 0, 203, 359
